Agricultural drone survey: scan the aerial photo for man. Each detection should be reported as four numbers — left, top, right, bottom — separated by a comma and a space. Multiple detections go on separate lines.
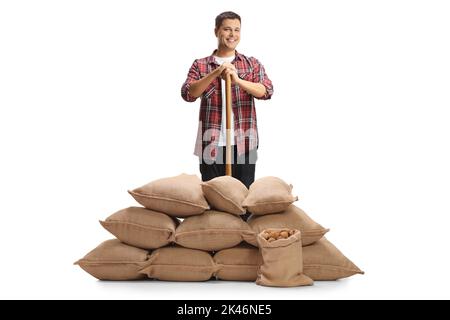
181, 11, 273, 190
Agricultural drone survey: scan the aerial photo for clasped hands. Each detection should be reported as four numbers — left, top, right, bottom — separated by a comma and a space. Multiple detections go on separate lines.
217, 62, 240, 84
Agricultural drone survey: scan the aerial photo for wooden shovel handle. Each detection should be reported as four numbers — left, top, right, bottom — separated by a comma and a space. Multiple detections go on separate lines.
225, 74, 232, 176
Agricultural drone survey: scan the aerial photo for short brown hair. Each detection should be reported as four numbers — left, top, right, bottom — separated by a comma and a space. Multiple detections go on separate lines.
215, 11, 241, 29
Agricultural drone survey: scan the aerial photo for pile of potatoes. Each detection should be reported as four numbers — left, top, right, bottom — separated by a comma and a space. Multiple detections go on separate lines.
261, 229, 296, 242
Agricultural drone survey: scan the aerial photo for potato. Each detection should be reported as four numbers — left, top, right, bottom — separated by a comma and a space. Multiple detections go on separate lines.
280, 231, 289, 239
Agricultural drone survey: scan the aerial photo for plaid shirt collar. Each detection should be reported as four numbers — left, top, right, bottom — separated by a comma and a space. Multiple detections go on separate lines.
205, 49, 245, 66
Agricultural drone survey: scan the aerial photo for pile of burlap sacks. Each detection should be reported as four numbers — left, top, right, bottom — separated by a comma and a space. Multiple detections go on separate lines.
75, 174, 363, 287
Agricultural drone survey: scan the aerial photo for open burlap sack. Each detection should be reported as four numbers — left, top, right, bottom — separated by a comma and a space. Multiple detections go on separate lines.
138, 246, 215, 281
128, 173, 209, 217
100, 207, 178, 249
201, 176, 248, 215
246, 205, 329, 247
256, 229, 313, 287
74, 239, 150, 280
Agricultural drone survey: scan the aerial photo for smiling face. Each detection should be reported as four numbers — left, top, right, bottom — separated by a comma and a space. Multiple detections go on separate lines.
215, 18, 241, 52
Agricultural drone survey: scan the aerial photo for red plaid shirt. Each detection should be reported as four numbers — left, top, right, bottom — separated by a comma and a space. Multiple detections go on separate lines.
181, 50, 273, 161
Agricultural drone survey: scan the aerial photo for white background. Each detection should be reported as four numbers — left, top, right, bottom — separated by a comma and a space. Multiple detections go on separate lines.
1, 0, 449, 300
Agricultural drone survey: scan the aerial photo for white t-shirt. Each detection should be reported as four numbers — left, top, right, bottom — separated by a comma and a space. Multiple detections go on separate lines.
214, 55, 235, 146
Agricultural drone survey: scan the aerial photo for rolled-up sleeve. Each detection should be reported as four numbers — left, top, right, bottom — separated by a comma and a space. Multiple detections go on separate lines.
251, 57, 273, 100
181, 60, 200, 102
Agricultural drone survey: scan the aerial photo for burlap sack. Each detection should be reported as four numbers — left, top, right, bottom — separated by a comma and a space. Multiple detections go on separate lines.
139, 246, 215, 281
100, 207, 178, 249
175, 210, 254, 251
128, 173, 209, 217
242, 176, 298, 215
256, 229, 313, 287
74, 239, 150, 280
246, 205, 329, 246
303, 238, 364, 280
213, 243, 260, 281
201, 176, 248, 215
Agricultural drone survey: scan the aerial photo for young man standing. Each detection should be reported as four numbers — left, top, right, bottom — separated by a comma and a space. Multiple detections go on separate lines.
181, 11, 273, 190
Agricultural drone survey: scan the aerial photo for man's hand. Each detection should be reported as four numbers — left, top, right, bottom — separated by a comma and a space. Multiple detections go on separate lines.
218, 62, 266, 97
220, 62, 239, 83
186, 64, 227, 99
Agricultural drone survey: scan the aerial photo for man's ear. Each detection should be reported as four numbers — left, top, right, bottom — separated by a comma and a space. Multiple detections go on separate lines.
214, 28, 218, 37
